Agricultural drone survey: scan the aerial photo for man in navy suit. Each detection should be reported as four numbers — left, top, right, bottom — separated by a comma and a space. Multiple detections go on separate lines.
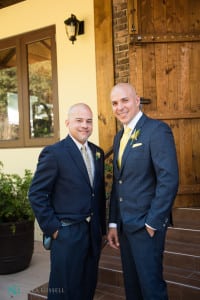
107, 83, 179, 300
29, 103, 106, 300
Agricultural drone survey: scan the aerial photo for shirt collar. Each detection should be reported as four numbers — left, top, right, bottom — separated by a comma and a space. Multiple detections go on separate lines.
69, 134, 89, 151
125, 111, 143, 131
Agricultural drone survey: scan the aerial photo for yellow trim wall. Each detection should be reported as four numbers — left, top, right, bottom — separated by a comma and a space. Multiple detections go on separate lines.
0, 0, 98, 175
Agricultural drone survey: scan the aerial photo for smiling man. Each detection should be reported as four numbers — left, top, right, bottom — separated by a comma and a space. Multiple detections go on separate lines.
29, 103, 106, 300
107, 83, 179, 300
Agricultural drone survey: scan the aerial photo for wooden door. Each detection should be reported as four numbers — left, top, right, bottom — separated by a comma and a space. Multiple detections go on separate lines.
128, 0, 200, 207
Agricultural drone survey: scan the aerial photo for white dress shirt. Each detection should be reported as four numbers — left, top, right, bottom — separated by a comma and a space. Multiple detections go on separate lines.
69, 135, 95, 179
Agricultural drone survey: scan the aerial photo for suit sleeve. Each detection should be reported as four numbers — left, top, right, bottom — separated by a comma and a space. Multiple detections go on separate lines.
28, 147, 61, 235
145, 122, 179, 229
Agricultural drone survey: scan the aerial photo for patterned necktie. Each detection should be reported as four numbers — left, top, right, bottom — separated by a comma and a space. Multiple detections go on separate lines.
118, 127, 131, 168
81, 145, 93, 186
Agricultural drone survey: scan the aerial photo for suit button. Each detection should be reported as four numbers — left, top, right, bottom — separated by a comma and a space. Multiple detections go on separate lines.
119, 180, 123, 184
92, 193, 95, 197
119, 197, 123, 202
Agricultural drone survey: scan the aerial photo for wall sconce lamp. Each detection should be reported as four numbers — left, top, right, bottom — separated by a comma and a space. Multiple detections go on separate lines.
64, 14, 84, 44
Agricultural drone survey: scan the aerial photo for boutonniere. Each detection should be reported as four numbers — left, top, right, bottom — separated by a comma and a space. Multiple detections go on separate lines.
129, 129, 140, 146
95, 151, 101, 160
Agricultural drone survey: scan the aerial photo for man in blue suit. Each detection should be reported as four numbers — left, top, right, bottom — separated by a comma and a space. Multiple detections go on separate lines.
29, 103, 106, 300
107, 83, 179, 300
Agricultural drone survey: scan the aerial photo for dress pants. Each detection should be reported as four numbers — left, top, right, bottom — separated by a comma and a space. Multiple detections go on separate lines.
119, 225, 168, 300
48, 221, 100, 300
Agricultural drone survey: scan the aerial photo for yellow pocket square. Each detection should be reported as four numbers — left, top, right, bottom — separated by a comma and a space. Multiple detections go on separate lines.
132, 143, 143, 148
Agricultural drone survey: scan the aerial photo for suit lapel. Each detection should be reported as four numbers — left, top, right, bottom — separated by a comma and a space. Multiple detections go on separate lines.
113, 130, 123, 177
119, 114, 147, 171
65, 136, 91, 185
88, 142, 99, 187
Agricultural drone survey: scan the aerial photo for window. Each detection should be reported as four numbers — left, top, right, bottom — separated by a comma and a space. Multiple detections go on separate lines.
0, 25, 59, 147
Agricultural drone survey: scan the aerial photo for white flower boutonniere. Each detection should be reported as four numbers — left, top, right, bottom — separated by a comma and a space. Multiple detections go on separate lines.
96, 151, 101, 160
130, 129, 141, 146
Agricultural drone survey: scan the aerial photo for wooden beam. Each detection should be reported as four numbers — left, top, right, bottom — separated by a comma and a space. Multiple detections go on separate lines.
0, 0, 25, 9
94, 0, 116, 152
146, 112, 200, 120
130, 33, 200, 45
178, 184, 200, 195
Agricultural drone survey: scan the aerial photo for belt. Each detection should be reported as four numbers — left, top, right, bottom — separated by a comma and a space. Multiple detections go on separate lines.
61, 220, 75, 226
61, 216, 91, 226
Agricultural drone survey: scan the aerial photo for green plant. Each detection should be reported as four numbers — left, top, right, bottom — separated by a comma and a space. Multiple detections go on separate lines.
0, 161, 34, 223
105, 159, 113, 200
104, 155, 113, 222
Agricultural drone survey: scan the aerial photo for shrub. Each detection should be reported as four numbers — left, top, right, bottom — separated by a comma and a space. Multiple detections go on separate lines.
0, 161, 34, 223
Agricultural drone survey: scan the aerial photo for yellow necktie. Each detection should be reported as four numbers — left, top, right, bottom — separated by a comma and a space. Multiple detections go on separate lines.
81, 145, 93, 185
118, 127, 131, 168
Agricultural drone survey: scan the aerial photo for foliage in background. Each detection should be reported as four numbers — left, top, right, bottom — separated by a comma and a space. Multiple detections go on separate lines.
0, 161, 34, 223
105, 155, 113, 221
105, 157, 113, 200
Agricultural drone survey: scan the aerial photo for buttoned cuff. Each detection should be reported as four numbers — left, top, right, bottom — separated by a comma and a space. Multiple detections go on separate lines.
109, 223, 117, 228
145, 223, 156, 230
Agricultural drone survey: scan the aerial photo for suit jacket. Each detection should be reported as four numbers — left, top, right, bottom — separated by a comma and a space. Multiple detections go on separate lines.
29, 135, 106, 248
109, 113, 179, 232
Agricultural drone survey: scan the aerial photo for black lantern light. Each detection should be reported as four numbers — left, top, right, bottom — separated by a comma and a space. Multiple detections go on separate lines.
64, 14, 84, 44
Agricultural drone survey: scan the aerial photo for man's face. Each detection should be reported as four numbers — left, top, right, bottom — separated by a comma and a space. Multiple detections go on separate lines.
110, 86, 140, 125
66, 106, 93, 144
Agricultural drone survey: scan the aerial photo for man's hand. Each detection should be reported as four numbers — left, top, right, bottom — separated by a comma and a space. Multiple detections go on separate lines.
52, 230, 58, 239
107, 228, 120, 249
145, 226, 155, 237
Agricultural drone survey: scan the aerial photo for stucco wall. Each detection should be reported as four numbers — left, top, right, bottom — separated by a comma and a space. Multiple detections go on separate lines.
0, 0, 98, 175
0, 0, 99, 240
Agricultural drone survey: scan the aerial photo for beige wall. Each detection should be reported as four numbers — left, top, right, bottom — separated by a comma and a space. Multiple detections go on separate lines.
0, 0, 98, 175
0, 0, 98, 240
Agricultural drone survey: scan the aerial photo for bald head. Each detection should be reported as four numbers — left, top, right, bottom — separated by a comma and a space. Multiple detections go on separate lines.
67, 103, 93, 120
110, 83, 140, 125
110, 83, 137, 100
66, 103, 93, 144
